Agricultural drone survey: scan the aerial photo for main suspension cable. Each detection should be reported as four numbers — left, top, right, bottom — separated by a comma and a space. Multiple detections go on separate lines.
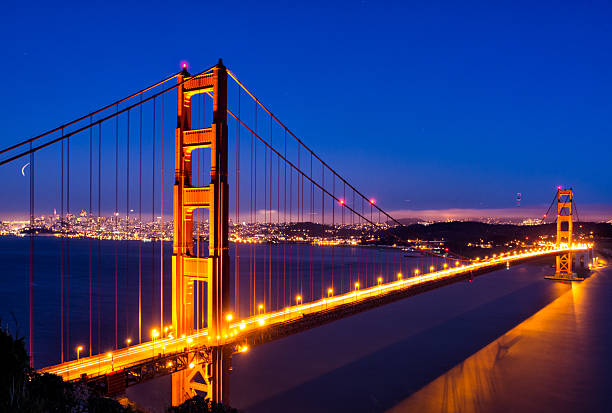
0, 72, 181, 156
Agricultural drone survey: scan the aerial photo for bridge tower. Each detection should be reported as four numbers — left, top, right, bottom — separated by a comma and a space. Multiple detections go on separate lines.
555, 189, 573, 277
172, 60, 231, 405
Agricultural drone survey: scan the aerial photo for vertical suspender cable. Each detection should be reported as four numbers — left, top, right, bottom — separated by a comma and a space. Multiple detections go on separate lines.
321, 165, 324, 298
277, 130, 280, 308
115, 104, 119, 350
126, 109, 130, 343
268, 119, 272, 309
89, 116, 93, 356
289, 146, 304, 299
331, 175, 335, 293
253, 102, 257, 314
160, 90, 165, 333
283, 130, 287, 308
66, 132, 70, 359
201, 94, 205, 327
60, 134, 64, 363
264, 124, 267, 309
297, 146, 301, 298
29, 141, 34, 366
151, 97, 156, 328
288, 151, 293, 304
235, 88, 240, 317
138, 95, 143, 344
268, 117, 273, 311
249, 104, 253, 316
270, 118, 274, 309
195, 95, 200, 331
310, 153, 313, 301
196, 93, 202, 329
342, 183, 345, 294
97, 122, 101, 355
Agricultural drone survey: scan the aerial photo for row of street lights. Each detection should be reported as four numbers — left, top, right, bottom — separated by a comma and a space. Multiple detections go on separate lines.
71, 262, 468, 366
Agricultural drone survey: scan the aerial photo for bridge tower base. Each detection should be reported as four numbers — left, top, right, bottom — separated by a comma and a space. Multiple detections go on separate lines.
172, 60, 232, 406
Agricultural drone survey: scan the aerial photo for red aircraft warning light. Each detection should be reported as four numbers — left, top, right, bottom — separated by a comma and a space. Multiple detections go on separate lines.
369, 198, 376, 205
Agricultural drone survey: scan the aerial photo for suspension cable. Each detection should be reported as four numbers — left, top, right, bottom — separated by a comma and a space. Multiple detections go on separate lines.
227, 70, 402, 227
1, 66, 217, 167
228, 109, 376, 225
0, 72, 181, 156
540, 190, 559, 224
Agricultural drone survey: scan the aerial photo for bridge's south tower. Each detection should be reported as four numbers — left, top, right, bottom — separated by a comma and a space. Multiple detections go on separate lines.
172, 60, 231, 405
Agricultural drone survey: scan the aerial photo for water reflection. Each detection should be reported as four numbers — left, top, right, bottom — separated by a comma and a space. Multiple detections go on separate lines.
390, 268, 611, 413
233, 264, 569, 412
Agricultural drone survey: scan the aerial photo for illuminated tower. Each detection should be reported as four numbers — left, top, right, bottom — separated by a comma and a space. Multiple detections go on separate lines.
172, 60, 231, 405
555, 189, 573, 277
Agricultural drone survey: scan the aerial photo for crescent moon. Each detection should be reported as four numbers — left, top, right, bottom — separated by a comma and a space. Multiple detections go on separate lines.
21, 162, 30, 176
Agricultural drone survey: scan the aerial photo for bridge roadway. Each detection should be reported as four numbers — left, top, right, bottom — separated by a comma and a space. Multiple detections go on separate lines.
40, 245, 589, 386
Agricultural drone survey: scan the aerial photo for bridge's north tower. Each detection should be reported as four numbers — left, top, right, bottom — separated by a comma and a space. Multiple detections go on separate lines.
555, 189, 573, 277
545, 187, 589, 281
172, 60, 231, 405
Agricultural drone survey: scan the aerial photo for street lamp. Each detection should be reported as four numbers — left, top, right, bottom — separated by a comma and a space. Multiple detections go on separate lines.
397, 272, 402, 281
377, 277, 383, 287
326, 288, 334, 309
226, 313, 233, 322
107, 352, 114, 371
258, 304, 263, 315
355, 282, 360, 292
126, 338, 131, 348
429, 266, 434, 273
296, 295, 302, 306
415, 269, 420, 276
76, 346, 83, 362
151, 329, 159, 357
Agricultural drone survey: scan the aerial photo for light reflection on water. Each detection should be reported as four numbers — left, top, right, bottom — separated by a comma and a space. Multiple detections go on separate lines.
231, 265, 612, 413
389, 266, 612, 413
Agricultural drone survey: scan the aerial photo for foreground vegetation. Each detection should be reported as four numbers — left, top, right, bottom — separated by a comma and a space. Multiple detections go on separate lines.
0, 325, 236, 412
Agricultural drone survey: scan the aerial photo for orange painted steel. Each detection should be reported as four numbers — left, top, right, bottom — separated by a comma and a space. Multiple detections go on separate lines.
555, 189, 573, 277
172, 60, 231, 405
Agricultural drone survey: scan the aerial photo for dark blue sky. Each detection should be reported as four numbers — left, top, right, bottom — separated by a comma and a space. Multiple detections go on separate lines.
2, 1, 611, 218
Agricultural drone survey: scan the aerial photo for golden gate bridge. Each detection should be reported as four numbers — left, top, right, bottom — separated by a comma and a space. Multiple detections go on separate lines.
0, 59, 592, 406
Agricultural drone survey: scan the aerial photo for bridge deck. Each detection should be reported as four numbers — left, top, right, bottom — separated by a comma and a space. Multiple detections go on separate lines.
39, 246, 588, 386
